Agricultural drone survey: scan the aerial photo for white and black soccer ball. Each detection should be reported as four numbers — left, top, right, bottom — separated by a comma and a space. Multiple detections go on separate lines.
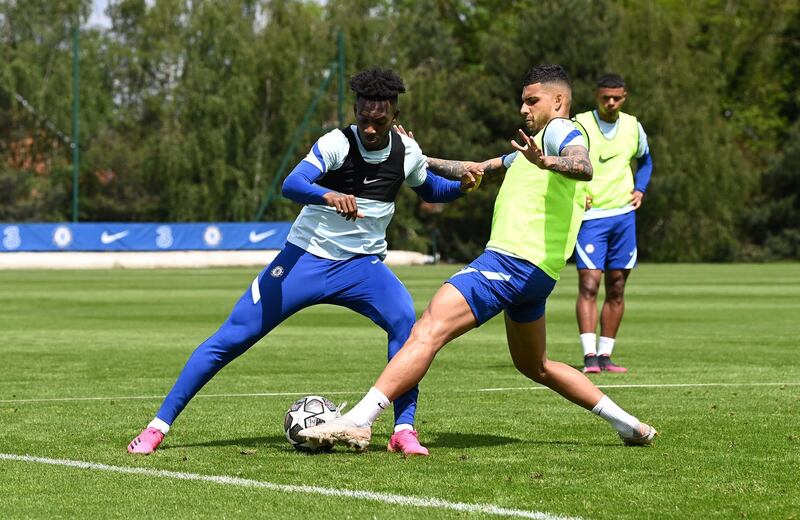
284, 395, 339, 452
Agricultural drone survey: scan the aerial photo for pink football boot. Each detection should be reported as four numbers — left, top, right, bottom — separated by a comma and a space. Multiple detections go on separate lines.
598, 355, 628, 373
387, 429, 429, 456
127, 427, 165, 455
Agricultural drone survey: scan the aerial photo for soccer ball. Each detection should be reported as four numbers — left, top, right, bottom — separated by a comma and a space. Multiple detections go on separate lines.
284, 395, 339, 452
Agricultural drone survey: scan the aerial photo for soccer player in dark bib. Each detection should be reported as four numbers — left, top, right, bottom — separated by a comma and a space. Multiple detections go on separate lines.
127, 68, 480, 456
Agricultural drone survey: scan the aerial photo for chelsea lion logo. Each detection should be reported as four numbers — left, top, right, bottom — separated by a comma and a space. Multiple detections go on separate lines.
270, 266, 285, 278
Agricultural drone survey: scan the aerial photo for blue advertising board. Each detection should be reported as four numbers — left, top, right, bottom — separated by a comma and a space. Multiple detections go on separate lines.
0, 222, 291, 252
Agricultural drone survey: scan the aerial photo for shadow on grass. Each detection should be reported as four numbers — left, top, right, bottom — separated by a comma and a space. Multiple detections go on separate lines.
164, 432, 617, 451
164, 432, 520, 451
164, 436, 376, 456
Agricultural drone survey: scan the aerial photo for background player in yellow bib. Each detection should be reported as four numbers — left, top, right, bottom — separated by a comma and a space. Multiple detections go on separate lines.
574, 74, 653, 374
298, 65, 657, 452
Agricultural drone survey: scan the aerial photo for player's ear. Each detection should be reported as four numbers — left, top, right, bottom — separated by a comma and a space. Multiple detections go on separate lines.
554, 92, 563, 112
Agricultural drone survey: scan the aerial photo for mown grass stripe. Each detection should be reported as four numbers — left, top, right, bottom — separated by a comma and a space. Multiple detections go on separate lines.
0, 453, 581, 520
0, 390, 357, 404
2, 382, 797, 404
477, 382, 800, 392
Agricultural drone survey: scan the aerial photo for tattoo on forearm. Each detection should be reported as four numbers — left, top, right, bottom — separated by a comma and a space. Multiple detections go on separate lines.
426, 158, 466, 180
482, 158, 504, 172
550, 146, 593, 181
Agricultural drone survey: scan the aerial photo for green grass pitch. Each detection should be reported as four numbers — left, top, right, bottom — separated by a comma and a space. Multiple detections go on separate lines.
1, 264, 798, 519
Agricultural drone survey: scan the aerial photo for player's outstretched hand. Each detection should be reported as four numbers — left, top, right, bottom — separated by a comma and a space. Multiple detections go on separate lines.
511, 129, 550, 170
323, 192, 364, 221
392, 124, 414, 140
631, 190, 644, 210
461, 162, 484, 193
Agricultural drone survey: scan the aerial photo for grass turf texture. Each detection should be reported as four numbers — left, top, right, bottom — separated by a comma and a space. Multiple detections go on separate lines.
1, 264, 798, 519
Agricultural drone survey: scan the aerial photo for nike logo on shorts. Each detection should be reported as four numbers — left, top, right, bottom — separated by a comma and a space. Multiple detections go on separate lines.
363, 178, 380, 185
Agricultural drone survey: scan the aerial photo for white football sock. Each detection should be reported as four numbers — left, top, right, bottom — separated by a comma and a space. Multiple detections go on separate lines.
580, 333, 597, 356
598, 336, 616, 357
394, 423, 414, 433
148, 417, 170, 435
592, 395, 638, 438
344, 387, 390, 428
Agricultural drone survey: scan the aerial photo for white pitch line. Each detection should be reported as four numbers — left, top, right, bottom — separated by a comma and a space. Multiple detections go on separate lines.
0, 454, 580, 520
478, 382, 800, 392
1, 382, 797, 405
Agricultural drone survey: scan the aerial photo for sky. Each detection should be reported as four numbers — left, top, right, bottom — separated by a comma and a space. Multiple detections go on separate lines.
88, 0, 111, 29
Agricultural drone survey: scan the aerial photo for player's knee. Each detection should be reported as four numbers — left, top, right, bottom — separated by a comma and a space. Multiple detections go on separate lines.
514, 358, 548, 383
215, 319, 262, 352
407, 316, 448, 352
578, 281, 599, 300
606, 281, 626, 303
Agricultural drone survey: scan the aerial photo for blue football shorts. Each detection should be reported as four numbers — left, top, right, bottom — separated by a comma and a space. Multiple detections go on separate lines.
446, 249, 557, 326
574, 211, 637, 271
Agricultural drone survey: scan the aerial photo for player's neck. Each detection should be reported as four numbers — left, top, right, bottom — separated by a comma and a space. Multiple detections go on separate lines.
363, 137, 389, 151
596, 109, 619, 123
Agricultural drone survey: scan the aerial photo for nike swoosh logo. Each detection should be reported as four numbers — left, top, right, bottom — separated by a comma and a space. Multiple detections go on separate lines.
598, 154, 619, 163
371, 259, 380, 264
100, 231, 129, 244
363, 178, 380, 185
249, 230, 277, 243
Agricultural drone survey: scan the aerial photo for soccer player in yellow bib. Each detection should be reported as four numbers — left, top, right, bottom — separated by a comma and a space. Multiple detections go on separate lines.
574, 74, 653, 374
298, 65, 657, 452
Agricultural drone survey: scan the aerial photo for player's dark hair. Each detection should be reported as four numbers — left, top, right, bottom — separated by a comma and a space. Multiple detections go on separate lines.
597, 73, 626, 89
349, 68, 406, 104
522, 64, 571, 89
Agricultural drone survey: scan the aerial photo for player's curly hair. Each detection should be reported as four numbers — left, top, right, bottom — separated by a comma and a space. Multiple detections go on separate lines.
522, 64, 572, 89
597, 73, 626, 89
349, 68, 406, 103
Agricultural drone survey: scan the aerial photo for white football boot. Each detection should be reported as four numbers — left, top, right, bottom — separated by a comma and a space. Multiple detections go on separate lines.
298, 416, 371, 452
621, 422, 658, 446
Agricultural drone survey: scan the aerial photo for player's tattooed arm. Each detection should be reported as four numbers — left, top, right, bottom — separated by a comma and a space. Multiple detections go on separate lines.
511, 129, 592, 181
426, 158, 474, 180
477, 157, 505, 173
548, 145, 593, 181
427, 156, 506, 179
